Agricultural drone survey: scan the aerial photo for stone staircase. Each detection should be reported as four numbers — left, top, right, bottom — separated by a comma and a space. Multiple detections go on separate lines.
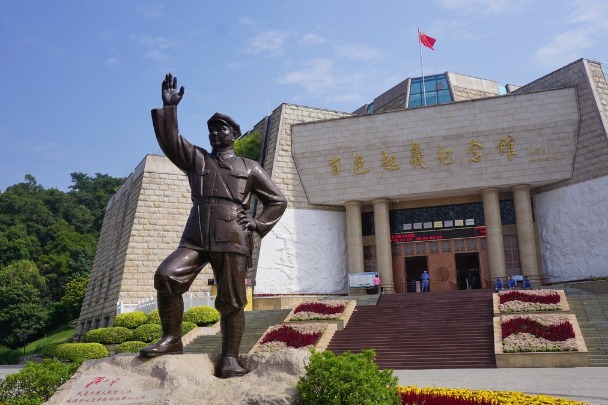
558, 281, 608, 367
327, 289, 496, 370
183, 295, 380, 355
184, 309, 291, 354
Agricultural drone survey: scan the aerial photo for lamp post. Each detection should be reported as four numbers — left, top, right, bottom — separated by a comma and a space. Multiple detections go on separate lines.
18, 332, 29, 355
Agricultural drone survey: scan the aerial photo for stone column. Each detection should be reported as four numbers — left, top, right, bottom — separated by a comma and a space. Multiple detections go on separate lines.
345, 201, 364, 274
511, 184, 539, 278
372, 198, 395, 294
481, 188, 507, 278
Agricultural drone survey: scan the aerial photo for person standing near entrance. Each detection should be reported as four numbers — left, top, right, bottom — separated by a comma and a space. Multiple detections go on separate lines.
421, 270, 430, 292
494, 277, 504, 291
507, 275, 516, 289
373, 273, 381, 294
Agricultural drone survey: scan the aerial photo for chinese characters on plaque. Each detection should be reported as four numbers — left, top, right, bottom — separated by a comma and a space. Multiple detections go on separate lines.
327, 133, 552, 176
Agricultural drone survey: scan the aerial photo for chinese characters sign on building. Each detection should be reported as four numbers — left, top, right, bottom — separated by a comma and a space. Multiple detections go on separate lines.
327, 134, 541, 176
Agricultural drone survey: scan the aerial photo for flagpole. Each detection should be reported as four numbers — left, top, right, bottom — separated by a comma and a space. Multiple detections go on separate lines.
418, 28, 426, 106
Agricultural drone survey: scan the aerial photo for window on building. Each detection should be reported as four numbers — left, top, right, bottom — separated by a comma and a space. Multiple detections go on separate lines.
362, 212, 375, 236
499, 199, 516, 225
408, 74, 453, 108
503, 235, 520, 275
390, 202, 485, 234
366, 102, 374, 114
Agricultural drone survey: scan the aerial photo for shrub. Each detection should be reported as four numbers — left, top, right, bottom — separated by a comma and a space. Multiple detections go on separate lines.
181, 321, 197, 335
0, 359, 79, 404
113, 311, 148, 329
0, 345, 20, 365
115, 341, 148, 354
297, 349, 400, 405
55, 343, 109, 363
83, 327, 133, 344
132, 324, 162, 343
39, 343, 63, 359
183, 305, 220, 326
146, 309, 161, 324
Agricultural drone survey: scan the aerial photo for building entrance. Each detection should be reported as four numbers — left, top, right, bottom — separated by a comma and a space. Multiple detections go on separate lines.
455, 253, 480, 290
404, 256, 428, 292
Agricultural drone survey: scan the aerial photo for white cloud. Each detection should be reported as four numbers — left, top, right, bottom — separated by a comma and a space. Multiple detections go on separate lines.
139, 5, 164, 20
334, 44, 384, 61
245, 30, 288, 56
105, 57, 120, 67
438, 0, 528, 15
133, 35, 174, 61
533, 0, 608, 69
277, 58, 363, 100
299, 33, 326, 46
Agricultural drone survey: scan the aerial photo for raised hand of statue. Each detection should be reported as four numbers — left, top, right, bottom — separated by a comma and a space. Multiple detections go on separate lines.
162, 73, 185, 107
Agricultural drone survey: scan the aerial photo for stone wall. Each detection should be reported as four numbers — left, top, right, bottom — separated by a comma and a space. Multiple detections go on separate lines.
76, 155, 212, 340
265, 104, 352, 209
291, 87, 580, 206
513, 59, 608, 191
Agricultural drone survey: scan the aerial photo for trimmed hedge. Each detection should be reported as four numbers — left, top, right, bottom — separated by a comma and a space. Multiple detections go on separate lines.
0, 345, 20, 365
113, 311, 148, 329
115, 341, 148, 354
55, 343, 109, 362
132, 324, 162, 343
146, 309, 161, 325
183, 305, 220, 326
181, 321, 197, 335
0, 359, 80, 404
297, 349, 400, 405
83, 327, 133, 344
40, 343, 63, 359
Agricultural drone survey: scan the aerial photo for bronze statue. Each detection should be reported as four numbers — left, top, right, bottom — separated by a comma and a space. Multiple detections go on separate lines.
139, 74, 287, 378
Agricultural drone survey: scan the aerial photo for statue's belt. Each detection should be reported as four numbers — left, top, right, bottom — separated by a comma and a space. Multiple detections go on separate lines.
193, 197, 242, 207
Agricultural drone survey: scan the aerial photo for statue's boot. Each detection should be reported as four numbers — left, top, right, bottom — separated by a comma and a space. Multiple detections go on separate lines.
220, 311, 247, 378
139, 293, 184, 359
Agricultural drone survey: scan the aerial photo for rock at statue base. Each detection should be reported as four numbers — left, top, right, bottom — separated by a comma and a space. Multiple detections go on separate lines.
46, 349, 311, 405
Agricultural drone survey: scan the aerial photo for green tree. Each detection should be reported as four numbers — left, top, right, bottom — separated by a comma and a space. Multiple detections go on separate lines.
234, 131, 262, 161
68, 172, 124, 232
61, 277, 89, 319
0, 261, 50, 348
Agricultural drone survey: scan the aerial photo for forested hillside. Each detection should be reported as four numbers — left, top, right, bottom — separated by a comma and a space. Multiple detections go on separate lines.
0, 173, 124, 348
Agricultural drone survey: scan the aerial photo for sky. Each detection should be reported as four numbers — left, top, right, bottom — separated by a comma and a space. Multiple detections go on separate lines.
1, 0, 607, 192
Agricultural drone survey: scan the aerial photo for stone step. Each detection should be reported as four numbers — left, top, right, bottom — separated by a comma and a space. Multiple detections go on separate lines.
183, 308, 291, 354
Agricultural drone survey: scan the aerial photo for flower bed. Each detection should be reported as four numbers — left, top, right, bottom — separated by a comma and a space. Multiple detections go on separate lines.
250, 322, 337, 353
291, 300, 347, 320
284, 299, 356, 331
500, 314, 577, 353
493, 289, 588, 367
496, 289, 565, 313
398, 386, 587, 405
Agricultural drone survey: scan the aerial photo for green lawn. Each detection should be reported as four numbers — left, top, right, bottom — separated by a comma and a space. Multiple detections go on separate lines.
23, 326, 75, 356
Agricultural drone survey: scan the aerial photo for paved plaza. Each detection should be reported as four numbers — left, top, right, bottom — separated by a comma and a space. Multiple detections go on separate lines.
395, 367, 608, 405
2, 365, 608, 404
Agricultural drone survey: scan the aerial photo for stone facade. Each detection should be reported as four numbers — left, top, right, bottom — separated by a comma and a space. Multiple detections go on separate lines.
76, 155, 212, 340
292, 87, 579, 205
79, 58, 608, 327
513, 59, 608, 190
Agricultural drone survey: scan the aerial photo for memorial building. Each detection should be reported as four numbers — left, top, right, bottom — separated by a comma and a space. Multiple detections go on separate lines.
76, 58, 608, 339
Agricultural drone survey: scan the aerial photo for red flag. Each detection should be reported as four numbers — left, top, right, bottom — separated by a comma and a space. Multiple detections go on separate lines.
419, 31, 436, 50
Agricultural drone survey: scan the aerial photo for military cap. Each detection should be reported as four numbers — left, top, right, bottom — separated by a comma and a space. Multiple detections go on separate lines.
207, 112, 241, 137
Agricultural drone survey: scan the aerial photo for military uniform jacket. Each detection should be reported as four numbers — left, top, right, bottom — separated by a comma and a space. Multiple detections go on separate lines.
152, 106, 287, 255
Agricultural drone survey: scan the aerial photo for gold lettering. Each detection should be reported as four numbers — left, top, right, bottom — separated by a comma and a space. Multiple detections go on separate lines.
328, 157, 341, 176
437, 144, 455, 165
466, 139, 483, 163
381, 148, 400, 170
410, 142, 426, 168
497, 134, 517, 160
354, 153, 370, 174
